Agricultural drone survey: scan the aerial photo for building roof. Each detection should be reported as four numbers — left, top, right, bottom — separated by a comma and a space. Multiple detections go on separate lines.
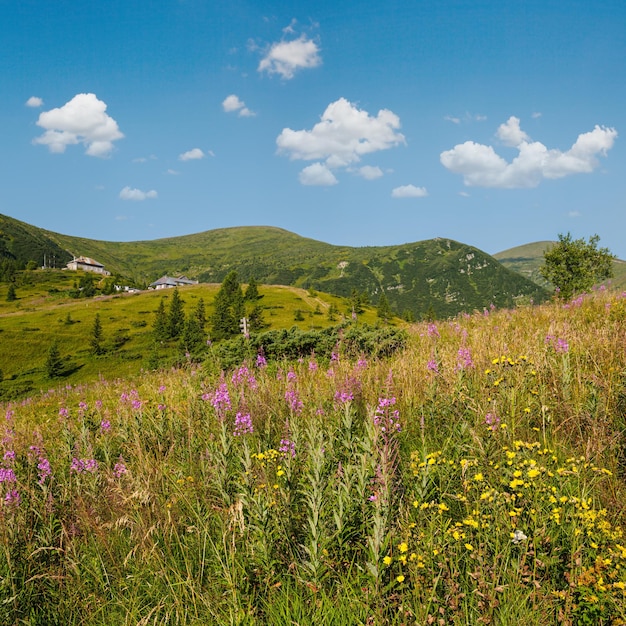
71, 256, 104, 267
149, 275, 198, 287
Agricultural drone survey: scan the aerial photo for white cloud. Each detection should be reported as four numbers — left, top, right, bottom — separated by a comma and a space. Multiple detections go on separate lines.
222, 94, 255, 117
391, 184, 428, 198
532, 111, 542, 119
356, 165, 384, 180
568, 210, 581, 217
119, 186, 157, 201
166, 169, 180, 175
298, 163, 338, 186
444, 115, 461, 124
33, 93, 124, 157
26, 96, 43, 108
497, 116, 530, 147
277, 98, 405, 186
179, 148, 205, 161
440, 118, 618, 188
458, 191, 470, 197
258, 34, 321, 79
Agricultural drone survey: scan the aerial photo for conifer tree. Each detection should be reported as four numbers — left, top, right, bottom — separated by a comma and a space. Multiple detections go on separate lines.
210, 271, 245, 340
376, 292, 392, 322
180, 314, 204, 355
167, 288, 185, 339
6, 283, 16, 302
244, 277, 260, 301
194, 297, 206, 330
90, 313, 104, 355
153, 297, 168, 341
45, 341, 64, 378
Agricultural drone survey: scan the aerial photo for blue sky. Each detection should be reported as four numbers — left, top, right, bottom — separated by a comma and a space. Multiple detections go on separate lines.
2, 0, 625, 258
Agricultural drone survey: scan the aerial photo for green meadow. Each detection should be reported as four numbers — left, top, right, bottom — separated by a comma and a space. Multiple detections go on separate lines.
0, 270, 382, 399
1, 285, 626, 624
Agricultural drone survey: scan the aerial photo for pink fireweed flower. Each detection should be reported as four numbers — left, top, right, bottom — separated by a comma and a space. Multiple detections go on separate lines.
158, 404, 166, 411
356, 357, 368, 369
0, 467, 17, 483
308, 360, 318, 371
3, 450, 16, 463
331, 351, 339, 362
256, 353, 267, 368
95, 400, 103, 410
58, 407, 69, 418
287, 370, 297, 382
484, 413, 501, 431
131, 400, 143, 410
100, 419, 111, 432
374, 397, 401, 433
427, 359, 439, 374
555, 338, 569, 353
113, 461, 128, 477
427, 323, 440, 338
158, 385, 167, 393
279, 439, 296, 459
285, 389, 303, 414
233, 412, 254, 436
5, 410, 14, 422
4, 489, 21, 507
334, 391, 354, 404
210, 383, 231, 414
37, 457, 51, 485
78, 402, 88, 413
455, 347, 474, 371
71, 458, 99, 474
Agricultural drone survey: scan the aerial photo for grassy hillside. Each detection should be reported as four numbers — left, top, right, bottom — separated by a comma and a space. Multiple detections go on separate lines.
495, 241, 626, 291
2, 289, 626, 624
1, 213, 548, 319
0, 269, 390, 400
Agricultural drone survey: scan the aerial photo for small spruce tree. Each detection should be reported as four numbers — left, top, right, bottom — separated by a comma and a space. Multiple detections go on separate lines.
210, 271, 245, 340
153, 297, 168, 341
90, 313, 104, 355
45, 341, 64, 378
6, 284, 16, 302
376, 292, 392, 322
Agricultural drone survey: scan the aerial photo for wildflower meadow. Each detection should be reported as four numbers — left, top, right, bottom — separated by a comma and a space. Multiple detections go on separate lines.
1, 289, 626, 624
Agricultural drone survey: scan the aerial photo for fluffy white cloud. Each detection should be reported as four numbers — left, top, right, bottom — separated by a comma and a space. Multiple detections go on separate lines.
440, 118, 618, 188
356, 165, 384, 180
33, 93, 123, 157
298, 163, 338, 186
277, 98, 405, 185
119, 186, 157, 201
258, 35, 321, 79
497, 116, 530, 147
222, 94, 255, 117
26, 96, 43, 108
391, 184, 428, 198
179, 148, 205, 161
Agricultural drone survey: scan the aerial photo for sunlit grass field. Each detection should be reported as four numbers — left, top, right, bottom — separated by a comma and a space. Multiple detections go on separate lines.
1, 288, 626, 624
0, 270, 381, 398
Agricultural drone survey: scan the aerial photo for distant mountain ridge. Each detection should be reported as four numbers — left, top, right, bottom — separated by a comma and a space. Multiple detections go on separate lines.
494, 241, 626, 291
0, 213, 548, 318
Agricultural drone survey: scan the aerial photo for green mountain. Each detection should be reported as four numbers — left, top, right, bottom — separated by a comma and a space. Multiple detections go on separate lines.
495, 241, 626, 291
1, 213, 548, 318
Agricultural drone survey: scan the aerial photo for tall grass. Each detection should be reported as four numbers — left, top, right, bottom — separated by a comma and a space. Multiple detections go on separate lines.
1, 290, 626, 624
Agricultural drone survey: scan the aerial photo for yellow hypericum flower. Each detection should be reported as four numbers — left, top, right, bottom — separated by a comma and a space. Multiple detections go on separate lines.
277, 470, 285, 477
527, 469, 540, 479
396, 575, 405, 583
465, 543, 474, 551
473, 473, 484, 481
398, 542, 408, 553
383, 556, 392, 566
438, 503, 449, 512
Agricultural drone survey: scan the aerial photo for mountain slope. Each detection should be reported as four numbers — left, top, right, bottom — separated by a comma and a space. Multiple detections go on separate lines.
1, 213, 549, 318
